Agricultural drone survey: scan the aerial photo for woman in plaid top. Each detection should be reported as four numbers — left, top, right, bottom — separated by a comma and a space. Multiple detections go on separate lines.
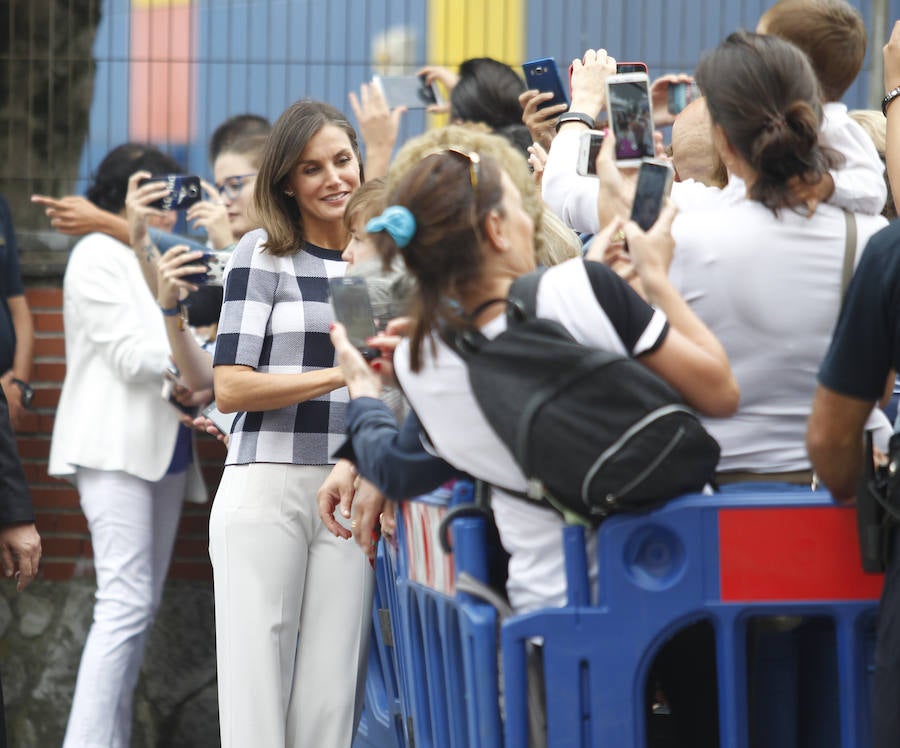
210, 100, 373, 748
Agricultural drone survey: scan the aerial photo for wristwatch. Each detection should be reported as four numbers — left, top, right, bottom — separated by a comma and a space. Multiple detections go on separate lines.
883, 85, 900, 116
11, 378, 34, 409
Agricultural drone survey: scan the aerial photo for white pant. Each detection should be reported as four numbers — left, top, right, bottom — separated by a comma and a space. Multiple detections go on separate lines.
209, 463, 374, 748
63, 467, 186, 748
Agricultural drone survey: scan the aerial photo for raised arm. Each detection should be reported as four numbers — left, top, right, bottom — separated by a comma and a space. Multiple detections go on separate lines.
31, 194, 130, 243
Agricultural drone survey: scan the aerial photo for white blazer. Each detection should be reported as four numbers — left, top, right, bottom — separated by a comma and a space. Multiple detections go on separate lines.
49, 232, 206, 502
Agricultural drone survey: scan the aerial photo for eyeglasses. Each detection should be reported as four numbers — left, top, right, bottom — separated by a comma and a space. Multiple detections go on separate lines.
432, 147, 480, 194
216, 173, 257, 201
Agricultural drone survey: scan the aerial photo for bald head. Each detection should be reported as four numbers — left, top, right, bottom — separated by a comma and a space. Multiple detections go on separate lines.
670, 97, 727, 188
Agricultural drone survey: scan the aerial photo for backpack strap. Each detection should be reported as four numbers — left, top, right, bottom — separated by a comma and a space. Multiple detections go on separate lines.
507, 267, 548, 321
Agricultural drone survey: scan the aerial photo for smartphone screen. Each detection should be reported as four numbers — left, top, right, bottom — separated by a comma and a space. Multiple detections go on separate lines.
329, 277, 378, 359
630, 160, 674, 231
606, 74, 655, 165
373, 75, 439, 109
522, 58, 569, 110
577, 130, 606, 177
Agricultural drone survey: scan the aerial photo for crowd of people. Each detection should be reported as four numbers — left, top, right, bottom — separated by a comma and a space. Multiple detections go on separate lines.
3, 0, 900, 745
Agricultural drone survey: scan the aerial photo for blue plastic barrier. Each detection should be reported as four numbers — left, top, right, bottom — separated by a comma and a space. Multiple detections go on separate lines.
353, 541, 408, 748
364, 482, 883, 748
500, 485, 882, 747
387, 481, 503, 748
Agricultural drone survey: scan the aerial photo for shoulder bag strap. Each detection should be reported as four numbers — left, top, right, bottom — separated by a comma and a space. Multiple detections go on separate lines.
508, 267, 548, 320
841, 208, 857, 301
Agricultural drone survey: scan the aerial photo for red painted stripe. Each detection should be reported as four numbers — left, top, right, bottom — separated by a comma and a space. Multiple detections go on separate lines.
130, 4, 195, 142
719, 506, 883, 602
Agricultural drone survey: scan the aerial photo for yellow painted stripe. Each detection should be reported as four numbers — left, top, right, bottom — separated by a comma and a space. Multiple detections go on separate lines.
428, 0, 524, 69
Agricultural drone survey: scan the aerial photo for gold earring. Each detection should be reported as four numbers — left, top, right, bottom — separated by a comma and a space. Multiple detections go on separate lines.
285, 190, 295, 197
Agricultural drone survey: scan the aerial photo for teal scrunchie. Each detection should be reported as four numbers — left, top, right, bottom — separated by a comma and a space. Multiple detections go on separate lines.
365, 205, 417, 248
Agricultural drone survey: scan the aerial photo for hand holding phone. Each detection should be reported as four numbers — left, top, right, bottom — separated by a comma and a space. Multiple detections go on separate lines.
200, 401, 238, 437
329, 277, 379, 360
137, 175, 202, 211
522, 58, 569, 110
372, 74, 443, 110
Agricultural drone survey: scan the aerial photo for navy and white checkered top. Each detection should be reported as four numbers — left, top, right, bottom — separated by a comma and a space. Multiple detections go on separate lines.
214, 228, 348, 466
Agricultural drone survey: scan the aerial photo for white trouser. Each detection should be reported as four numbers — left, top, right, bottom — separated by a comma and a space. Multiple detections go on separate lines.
209, 462, 374, 748
63, 467, 186, 748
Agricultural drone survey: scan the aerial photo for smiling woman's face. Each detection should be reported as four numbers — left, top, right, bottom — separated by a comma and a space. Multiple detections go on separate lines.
285, 124, 361, 237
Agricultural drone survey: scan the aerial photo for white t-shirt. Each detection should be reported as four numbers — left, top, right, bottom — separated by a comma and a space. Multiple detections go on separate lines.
394, 258, 668, 614
670, 193, 888, 472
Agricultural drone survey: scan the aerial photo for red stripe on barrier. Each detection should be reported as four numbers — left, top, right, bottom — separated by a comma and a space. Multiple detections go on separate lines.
719, 506, 883, 602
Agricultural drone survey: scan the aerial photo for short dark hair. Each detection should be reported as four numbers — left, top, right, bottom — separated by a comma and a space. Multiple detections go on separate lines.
760, 0, 866, 101
208, 114, 271, 164
451, 58, 526, 131
696, 31, 841, 213
86, 143, 183, 214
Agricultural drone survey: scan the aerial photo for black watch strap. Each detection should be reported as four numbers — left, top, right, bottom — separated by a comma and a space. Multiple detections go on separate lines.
555, 111, 595, 132
11, 378, 34, 408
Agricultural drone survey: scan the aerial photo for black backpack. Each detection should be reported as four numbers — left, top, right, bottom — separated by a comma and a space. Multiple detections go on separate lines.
447, 267, 721, 525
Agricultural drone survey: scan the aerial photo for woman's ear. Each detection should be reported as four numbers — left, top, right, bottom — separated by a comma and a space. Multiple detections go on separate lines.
483, 208, 509, 252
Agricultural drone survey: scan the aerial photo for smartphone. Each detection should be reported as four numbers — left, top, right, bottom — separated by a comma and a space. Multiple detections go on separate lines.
522, 58, 569, 110
576, 130, 606, 177
161, 365, 197, 417
201, 401, 238, 437
138, 175, 202, 211
667, 81, 701, 116
328, 276, 379, 360
605, 73, 655, 167
617, 62, 648, 74
183, 249, 232, 286
372, 74, 442, 109
630, 159, 674, 232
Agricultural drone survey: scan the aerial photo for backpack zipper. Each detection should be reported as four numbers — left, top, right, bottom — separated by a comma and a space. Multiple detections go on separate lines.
582, 405, 693, 509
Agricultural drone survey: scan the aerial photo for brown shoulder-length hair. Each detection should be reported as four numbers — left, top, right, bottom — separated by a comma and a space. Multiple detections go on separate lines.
696, 31, 841, 214
253, 99, 363, 256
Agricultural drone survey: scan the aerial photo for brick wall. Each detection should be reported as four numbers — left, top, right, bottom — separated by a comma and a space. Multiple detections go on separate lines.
19, 285, 226, 582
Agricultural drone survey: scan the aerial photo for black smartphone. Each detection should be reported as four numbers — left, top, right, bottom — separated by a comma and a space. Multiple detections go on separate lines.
329, 276, 379, 360
373, 74, 443, 109
183, 250, 231, 286
617, 62, 648, 74
630, 159, 674, 232
138, 174, 202, 211
605, 73, 655, 167
522, 57, 569, 110
576, 130, 605, 177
